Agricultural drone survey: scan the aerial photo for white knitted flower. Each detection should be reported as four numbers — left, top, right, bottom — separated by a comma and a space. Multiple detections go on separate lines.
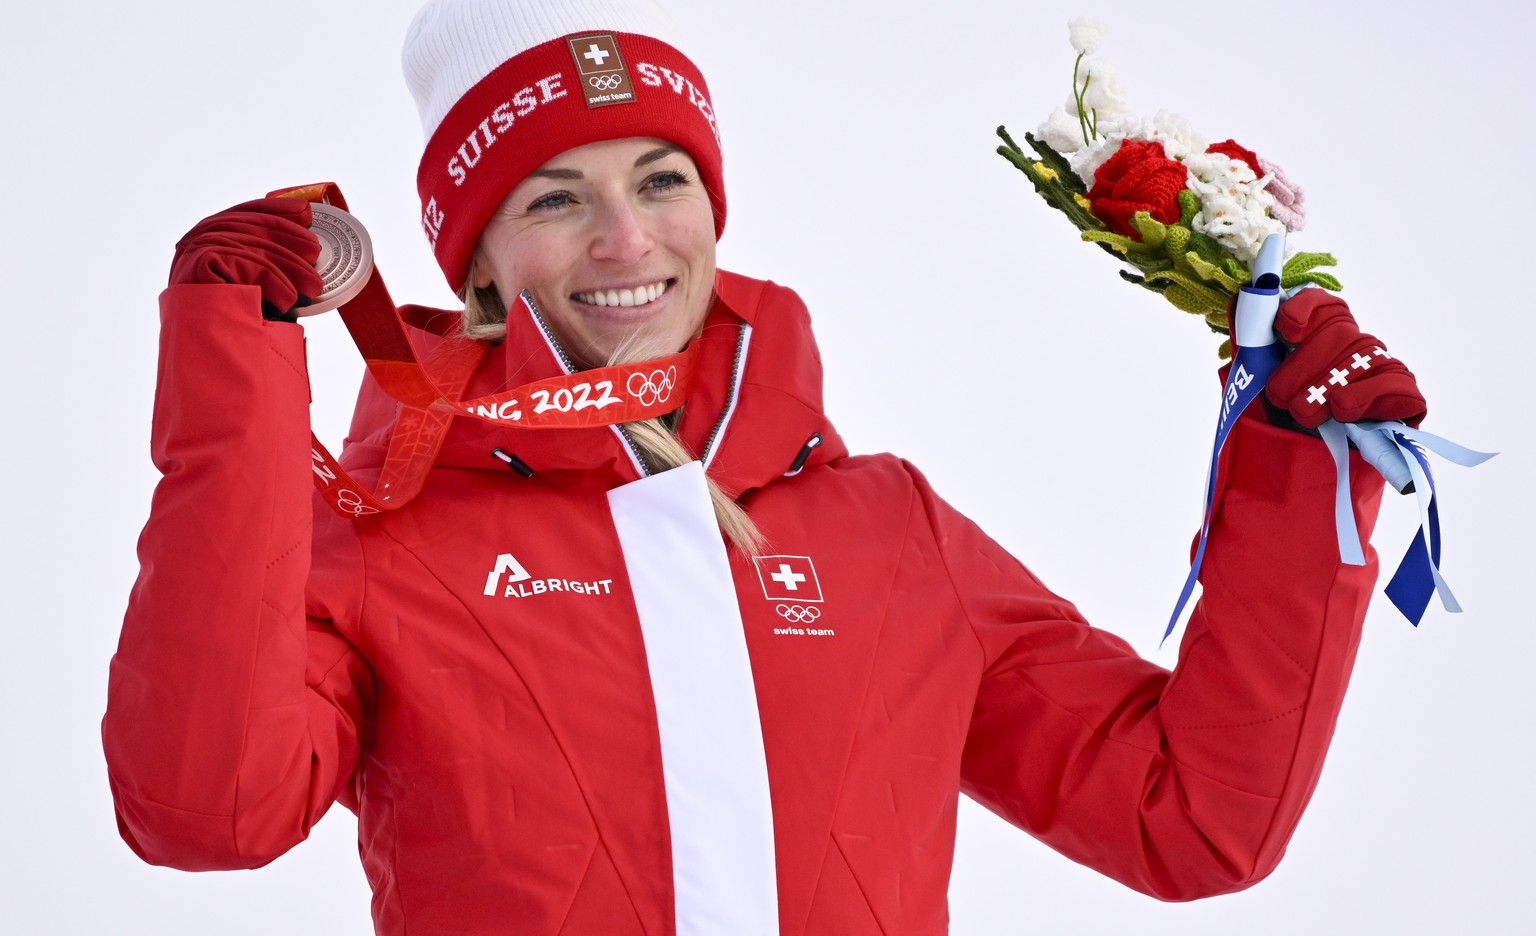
1039, 106, 1088, 153
1183, 151, 1285, 261
1079, 59, 1130, 119
1068, 134, 1124, 187
1066, 111, 1203, 187
1134, 110, 1206, 160
1068, 17, 1104, 54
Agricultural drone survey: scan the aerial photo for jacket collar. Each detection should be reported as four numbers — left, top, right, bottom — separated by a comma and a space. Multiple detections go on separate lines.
339, 269, 847, 499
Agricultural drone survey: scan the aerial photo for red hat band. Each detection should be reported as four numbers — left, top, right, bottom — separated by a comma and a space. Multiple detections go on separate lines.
416, 32, 725, 292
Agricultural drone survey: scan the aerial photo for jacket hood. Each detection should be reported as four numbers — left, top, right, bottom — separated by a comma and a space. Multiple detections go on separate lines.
338, 269, 848, 499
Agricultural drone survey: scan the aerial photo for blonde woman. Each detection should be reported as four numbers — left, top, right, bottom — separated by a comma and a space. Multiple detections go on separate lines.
104, 1, 1427, 932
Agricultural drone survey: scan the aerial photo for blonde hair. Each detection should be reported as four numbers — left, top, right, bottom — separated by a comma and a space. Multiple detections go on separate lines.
464, 285, 764, 556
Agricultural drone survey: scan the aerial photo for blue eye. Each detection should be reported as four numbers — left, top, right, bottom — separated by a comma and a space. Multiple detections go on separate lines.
528, 191, 573, 211
645, 171, 691, 191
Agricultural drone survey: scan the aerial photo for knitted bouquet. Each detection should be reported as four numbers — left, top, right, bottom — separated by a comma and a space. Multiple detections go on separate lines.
999, 18, 1339, 358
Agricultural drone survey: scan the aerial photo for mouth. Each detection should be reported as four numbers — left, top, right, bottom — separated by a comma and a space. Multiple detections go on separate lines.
571, 278, 673, 309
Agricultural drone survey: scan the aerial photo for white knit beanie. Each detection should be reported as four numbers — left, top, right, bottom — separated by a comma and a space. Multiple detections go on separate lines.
401, 0, 725, 289
404, 0, 687, 140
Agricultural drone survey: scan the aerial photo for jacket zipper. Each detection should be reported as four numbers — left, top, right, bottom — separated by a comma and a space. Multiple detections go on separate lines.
521, 291, 652, 477
701, 323, 751, 467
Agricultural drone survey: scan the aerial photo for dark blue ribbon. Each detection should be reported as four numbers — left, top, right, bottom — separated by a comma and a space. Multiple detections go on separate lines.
1384, 437, 1442, 624
1163, 313, 1285, 645
1316, 422, 1495, 626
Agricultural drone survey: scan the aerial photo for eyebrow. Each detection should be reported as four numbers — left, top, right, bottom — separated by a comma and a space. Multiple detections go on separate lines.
528, 145, 681, 180
634, 145, 680, 167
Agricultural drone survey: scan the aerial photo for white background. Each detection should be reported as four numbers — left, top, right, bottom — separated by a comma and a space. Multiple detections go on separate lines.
2, 1, 1529, 933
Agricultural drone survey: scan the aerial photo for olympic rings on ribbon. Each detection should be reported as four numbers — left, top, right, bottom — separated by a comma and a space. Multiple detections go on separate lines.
336, 489, 380, 517
775, 604, 821, 623
626, 366, 678, 407
589, 75, 623, 91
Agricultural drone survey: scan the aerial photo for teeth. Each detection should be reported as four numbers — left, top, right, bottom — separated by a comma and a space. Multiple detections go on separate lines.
574, 280, 668, 308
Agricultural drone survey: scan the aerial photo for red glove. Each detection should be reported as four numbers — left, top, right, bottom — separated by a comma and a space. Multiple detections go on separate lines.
1264, 289, 1427, 428
168, 198, 324, 322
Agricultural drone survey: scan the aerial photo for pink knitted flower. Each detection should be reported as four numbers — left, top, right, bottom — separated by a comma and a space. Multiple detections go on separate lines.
1258, 156, 1306, 232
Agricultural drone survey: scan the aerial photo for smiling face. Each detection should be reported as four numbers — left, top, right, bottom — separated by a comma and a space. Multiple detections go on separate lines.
471, 137, 717, 370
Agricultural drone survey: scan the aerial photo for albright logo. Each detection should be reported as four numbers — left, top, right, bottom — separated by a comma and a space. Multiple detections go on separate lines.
483, 553, 615, 599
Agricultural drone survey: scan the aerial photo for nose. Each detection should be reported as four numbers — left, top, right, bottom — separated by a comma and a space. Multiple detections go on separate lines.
589, 197, 653, 265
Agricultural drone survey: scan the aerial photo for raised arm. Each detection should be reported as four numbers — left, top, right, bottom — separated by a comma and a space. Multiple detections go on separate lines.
103, 203, 373, 869
947, 411, 1385, 900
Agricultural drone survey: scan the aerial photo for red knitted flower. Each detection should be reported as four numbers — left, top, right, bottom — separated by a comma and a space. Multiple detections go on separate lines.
1087, 140, 1187, 238
1206, 139, 1262, 176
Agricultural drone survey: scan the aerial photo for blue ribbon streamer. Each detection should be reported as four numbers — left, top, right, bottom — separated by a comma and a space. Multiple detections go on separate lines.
1169, 404, 1496, 642
1318, 421, 1496, 625
1163, 320, 1285, 644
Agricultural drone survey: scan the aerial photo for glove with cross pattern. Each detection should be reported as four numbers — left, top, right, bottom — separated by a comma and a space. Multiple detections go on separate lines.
1263, 289, 1427, 429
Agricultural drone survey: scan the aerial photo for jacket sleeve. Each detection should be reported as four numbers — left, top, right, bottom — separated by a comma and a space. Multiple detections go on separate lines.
102, 284, 374, 870
948, 413, 1384, 901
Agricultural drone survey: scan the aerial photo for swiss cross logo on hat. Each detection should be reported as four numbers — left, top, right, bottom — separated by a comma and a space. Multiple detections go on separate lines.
567, 33, 636, 108
754, 555, 824, 603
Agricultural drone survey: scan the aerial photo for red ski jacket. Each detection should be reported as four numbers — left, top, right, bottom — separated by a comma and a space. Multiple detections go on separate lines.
105, 270, 1384, 935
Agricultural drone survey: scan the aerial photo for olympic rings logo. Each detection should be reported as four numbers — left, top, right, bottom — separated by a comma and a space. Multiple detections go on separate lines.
776, 604, 821, 623
589, 75, 623, 91
627, 366, 678, 407
335, 489, 380, 517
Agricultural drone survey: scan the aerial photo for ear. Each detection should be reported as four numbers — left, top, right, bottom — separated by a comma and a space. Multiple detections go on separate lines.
468, 251, 494, 291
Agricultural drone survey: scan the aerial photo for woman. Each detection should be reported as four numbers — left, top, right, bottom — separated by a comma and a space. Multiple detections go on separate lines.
102, 0, 1427, 932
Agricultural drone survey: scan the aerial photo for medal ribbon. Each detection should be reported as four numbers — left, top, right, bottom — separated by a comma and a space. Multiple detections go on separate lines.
272, 183, 701, 519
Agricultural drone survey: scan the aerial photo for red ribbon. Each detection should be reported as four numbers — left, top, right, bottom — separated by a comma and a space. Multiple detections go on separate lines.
271, 182, 700, 519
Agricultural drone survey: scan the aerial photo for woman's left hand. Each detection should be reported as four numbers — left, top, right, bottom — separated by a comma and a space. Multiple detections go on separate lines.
1263, 289, 1428, 429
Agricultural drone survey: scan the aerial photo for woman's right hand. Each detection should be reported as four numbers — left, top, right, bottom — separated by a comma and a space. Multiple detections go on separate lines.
169, 198, 324, 322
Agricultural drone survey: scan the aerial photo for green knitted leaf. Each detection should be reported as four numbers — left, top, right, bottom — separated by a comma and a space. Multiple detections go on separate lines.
1290, 271, 1344, 292
1185, 229, 1227, 267
1129, 211, 1168, 249
1158, 283, 1221, 316
1282, 251, 1337, 277
1163, 224, 1191, 259
997, 130, 1107, 236
1177, 189, 1201, 226
1082, 229, 1143, 256
1020, 131, 1086, 192
1217, 338, 1233, 360
1222, 256, 1249, 282
1002, 154, 1104, 233
1184, 253, 1243, 292
1121, 268, 1177, 298
1125, 254, 1174, 274
1146, 270, 1230, 317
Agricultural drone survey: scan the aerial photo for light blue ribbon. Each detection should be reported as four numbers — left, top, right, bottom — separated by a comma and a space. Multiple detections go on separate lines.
1317, 420, 1496, 625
